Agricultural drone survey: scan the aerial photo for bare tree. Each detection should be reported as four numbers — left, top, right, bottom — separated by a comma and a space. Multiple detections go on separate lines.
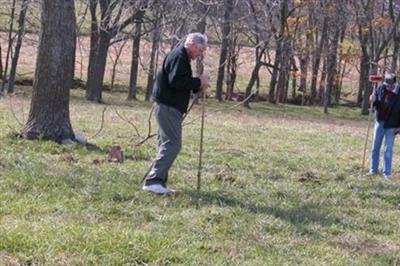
268, 0, 291, 104
389, 0, 399, 73
243, 0, 272, 107
21, 0, 76, 142
353, 0, 400, 114
109, 39, 128, 91
323, 26, 340, 113
85, 0, 147, 102
215, 0, 234, 101
8, 0, 29, 94
145, 7, 163, 101
1, 0, 17, 93
310, 15, 328, 105
127, 16, 143, 101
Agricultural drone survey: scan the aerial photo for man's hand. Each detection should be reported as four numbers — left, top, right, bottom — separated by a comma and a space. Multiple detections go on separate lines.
369, 93, 376, 103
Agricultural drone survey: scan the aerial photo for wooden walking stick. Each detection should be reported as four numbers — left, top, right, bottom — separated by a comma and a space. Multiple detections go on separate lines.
361, 74, 383, 176
197, 90, 206, 192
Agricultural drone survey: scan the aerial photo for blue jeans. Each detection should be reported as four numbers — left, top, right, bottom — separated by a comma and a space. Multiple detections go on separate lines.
370, 121, 396, 176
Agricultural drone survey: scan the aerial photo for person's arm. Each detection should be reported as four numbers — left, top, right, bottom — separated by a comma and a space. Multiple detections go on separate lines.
168, 56, 201, 93
370, 85, 382, 108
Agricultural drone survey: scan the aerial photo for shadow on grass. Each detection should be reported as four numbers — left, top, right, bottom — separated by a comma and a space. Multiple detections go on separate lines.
181, 189, 343, 234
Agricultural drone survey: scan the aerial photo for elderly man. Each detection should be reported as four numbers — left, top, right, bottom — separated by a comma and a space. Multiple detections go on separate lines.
369, 73, 400, 179
143, 33, 209, 194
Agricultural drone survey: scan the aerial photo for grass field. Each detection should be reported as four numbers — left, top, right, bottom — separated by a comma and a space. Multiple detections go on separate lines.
1, 87, 400, 265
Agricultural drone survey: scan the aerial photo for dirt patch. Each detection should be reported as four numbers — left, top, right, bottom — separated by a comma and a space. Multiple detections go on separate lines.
0, 252, 20, 266
336, 234, 400, 256
298, 171, 322, 185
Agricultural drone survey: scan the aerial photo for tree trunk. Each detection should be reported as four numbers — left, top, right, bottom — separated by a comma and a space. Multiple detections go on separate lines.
290, 55, 297, 100
109, 41, 126, 91
196, 11, 207, 76
127, 19, 142, 101
8, 0, 29, 94
21, 0, 76, 142
333, 25, 346, 104
276, 39, 290, 104
358, 50, 369, 106
145, 16, 162, 101
361, 65, 375, 115
0, 44, 3, 88
300, 26, 313, 105
337, 61, 347, 102
225, 31, 238, 100
269, 0, 289, 104
85, 31, 110, 102
391, 33, 400, 72
323, 28, 340, 113
318, 55, 327, 104
299, 56, 308, 105
269, 45, 282, 103
215, 0, 233, 101
1, 0, 17, 91
310, 17, 328, 105
86, 0, 100, 101
243, 63, 260, 108
244, 47, 265, 108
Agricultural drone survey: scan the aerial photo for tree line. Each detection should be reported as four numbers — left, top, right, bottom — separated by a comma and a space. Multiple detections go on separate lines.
0, 0, 399, 141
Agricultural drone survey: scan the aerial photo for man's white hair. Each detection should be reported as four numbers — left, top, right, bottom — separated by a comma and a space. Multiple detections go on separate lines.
184, 33, 208, 48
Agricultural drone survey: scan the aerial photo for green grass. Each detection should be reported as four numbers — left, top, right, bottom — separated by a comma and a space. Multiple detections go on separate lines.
1, 87, 400, 265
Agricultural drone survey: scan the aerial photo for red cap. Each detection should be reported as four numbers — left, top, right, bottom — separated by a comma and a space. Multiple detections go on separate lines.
369, 75, 384, 82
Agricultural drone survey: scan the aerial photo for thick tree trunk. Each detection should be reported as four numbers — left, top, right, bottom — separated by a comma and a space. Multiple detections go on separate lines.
86, 32, 110, 102
86, 0, 98, 78
127, 19, 142, 101
21, 0, 76, 142
276, 39, 290, 104
8, 0, 29, 94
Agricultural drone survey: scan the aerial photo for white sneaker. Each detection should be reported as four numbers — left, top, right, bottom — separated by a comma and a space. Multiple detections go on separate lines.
366, 171, 378, 177
142, 184, 174, 194
384, 175, 392, 181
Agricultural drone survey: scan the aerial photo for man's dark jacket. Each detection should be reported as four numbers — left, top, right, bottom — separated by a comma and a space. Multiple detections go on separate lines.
373, 83, 400, 128
152, 45, 201, 114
